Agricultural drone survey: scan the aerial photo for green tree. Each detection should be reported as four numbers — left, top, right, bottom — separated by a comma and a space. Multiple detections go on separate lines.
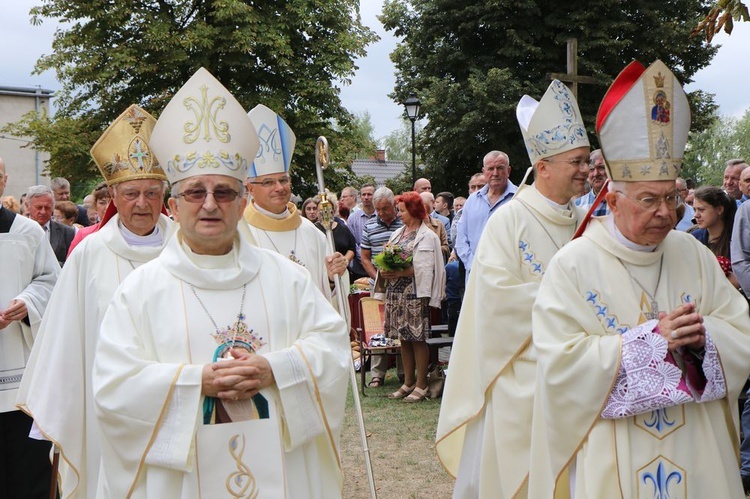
683, 110, 750, 186
8, 0, 377, 193
380, 117, 423, 162
380, 0, 718, 194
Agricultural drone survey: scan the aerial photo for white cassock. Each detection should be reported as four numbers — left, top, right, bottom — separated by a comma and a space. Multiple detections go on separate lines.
243, 200, 350, 313
436, 185, 581, 498
0, 210, 59, 413
93, 229, 349, 498
529, 217, 750, 498
16, 214, 173, 498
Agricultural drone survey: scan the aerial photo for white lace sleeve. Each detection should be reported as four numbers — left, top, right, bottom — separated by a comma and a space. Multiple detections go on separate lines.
601, 320, 693, 419
688, 332, 727, 403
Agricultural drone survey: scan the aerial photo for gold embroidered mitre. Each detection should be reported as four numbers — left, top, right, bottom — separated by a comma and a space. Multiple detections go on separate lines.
516, 79, 590, 166
90, 104, 167, 186
247, 104, 296, 177
149, 67, 260, 184
596, 60, 690, 182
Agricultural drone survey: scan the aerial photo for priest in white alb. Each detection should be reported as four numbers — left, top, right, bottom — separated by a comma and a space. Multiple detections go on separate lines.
92, 68, 350, 498
16, 104, 173, 498
0, 156, 59, 498
528, 60, 750, 498
436, 80, 590, 498
242, 104, 349, 307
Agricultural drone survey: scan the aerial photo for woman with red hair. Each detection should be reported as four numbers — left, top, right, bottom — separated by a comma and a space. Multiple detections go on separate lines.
381, 191, 446, 402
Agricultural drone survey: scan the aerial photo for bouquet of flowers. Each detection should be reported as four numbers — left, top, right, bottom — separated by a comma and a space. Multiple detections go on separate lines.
373, 242, 413, 271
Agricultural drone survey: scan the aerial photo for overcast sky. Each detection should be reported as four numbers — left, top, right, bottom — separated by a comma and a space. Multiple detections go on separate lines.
2, 1, 748, 141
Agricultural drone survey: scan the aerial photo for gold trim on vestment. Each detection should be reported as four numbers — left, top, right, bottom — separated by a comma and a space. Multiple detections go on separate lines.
434, 335, 533, 479
243, 201, 301, 231
293, 344, 342, 472
16, 403, 80, 498
129, 364, 186, 498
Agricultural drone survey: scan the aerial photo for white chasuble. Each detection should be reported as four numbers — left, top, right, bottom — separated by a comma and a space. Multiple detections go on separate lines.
436, 185, 581, 498
243, 200, 350, 317
16, 214, 173, 498
529, 217, 750, 498
93, 230, 349, 498
0, 213, 58, 412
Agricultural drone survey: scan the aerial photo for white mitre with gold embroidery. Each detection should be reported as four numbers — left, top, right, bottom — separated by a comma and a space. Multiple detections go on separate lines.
90, 104, 167, 186
516, 79, 590, 166
596, 60, 689, 182
247, 104, 296, 177
149, 67, 259, 183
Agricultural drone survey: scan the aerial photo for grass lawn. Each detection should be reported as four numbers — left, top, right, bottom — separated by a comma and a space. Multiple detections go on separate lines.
341, 369, 455, 498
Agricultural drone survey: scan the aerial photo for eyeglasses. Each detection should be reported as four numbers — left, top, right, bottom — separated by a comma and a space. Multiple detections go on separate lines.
119, 190, 163, 201
248, 176, 291, 188
178, 188, 240, 203
615, 191, 681, 211
469, 183, 486, 190
543, 158, 590, 168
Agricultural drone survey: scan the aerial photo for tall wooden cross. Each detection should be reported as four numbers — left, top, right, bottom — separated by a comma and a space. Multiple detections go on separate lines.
548, 38, 600, 99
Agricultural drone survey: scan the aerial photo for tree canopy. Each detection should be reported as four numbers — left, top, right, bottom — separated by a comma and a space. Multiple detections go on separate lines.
4, 0, 377, 199
683, 110, 750, 186
380, 0, 719, 195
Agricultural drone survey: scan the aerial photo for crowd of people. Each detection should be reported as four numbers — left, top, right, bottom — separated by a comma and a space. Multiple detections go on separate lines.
2, 60, 750, 498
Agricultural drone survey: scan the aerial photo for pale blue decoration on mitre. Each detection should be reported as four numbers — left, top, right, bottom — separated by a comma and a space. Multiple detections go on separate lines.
150, 67, 259, 184
516, 79, 590, 166
247, 104, 297, 177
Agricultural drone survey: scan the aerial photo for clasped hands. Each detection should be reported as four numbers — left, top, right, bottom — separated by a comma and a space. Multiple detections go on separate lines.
201, 348, 275, 401
657, 302, 705, 352
0, 299, 28, 330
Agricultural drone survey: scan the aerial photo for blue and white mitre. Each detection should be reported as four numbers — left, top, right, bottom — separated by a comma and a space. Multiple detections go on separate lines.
149, 67, 260, 184
516, 79, 590, 166
247, 104, 296, 177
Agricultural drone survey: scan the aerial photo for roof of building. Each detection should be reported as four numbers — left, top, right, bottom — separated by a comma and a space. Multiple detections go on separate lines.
0, 85, 55, 97
351, 159, 407, 186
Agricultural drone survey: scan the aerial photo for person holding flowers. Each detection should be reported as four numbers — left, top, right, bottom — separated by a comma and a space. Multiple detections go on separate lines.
377, 191, 445, 402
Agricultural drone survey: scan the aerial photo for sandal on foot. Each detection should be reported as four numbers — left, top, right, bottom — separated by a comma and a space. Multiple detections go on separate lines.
387, 384, 415, 399
368, 377, 383, 388
403, 386, 429, 403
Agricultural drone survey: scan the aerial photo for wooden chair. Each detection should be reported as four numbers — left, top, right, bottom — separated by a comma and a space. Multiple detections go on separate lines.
356, 297, 400, 396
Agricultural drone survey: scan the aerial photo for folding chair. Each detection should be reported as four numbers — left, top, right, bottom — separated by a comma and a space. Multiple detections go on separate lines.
357, 297, 400, 396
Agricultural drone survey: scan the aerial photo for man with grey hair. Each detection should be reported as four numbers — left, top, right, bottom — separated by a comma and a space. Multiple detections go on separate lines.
51, 177, 90, 227
574, 149, 610, 216
0, 156, 59, 498
675, 177, 695, 231
347, 183, 377, 282
17, 105, 174, 498
360, 186, 404, 387
723, 158, 749, 203
455, 151, 517, 275
340, 185, 360, 213
26, 184, 75, 266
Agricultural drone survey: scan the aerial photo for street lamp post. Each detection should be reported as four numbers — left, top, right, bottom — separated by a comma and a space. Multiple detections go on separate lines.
403, 94, 420, 187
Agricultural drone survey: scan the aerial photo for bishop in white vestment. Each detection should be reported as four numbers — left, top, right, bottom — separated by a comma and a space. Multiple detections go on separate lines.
528, 60, 750, 498
437, 80, 589, 498
92, 68, 350, 498
243, 104, 349, 308
17, 104, 173, 498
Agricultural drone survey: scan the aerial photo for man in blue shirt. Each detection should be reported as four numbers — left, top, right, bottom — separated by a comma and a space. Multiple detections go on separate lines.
574, 149, 610, 216
454, 150, 517, 275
